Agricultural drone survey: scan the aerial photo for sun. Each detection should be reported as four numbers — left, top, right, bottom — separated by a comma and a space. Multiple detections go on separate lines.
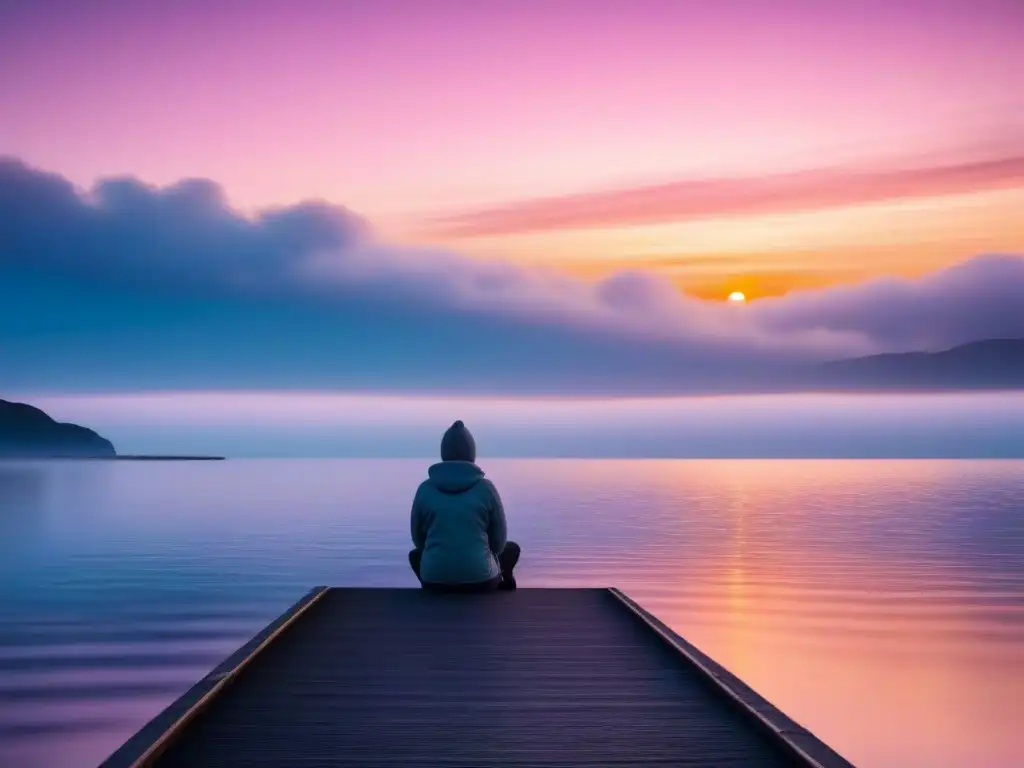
727, 291, 747, 303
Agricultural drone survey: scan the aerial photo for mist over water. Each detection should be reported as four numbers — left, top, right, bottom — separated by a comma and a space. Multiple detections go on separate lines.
0, 454, 1022, 768
22, 391, 1024, 458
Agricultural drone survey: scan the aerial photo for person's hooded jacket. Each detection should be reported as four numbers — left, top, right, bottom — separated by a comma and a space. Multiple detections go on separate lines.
410, 421, 507, 584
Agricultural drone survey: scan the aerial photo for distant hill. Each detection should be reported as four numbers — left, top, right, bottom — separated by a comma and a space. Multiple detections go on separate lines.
0, 399, 116, 458
816, 339, 1024, 391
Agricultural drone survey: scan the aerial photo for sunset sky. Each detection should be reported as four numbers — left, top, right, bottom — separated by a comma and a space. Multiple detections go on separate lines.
1, 0, 1023, 408
3, 0, 1023, 301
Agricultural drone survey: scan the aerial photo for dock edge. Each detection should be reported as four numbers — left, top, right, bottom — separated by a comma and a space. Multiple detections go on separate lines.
608, 587, 855, 768
100, 585, 331, 768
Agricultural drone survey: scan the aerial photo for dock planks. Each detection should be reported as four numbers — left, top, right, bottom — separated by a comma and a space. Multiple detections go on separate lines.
102, 588, 853, 767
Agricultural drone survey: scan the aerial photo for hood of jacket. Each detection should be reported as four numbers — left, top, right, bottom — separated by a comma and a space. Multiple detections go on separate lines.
427, 461, 485, 494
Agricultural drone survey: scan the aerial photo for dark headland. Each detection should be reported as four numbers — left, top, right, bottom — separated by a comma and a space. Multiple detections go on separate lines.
0, 398, 223, 460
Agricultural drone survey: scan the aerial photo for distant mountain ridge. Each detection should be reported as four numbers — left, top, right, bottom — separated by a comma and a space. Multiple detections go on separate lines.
816, 338, 1024, 390
0, 399, 116, 457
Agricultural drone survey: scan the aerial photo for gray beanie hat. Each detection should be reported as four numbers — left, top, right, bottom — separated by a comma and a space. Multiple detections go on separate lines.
440, 420, 476, 463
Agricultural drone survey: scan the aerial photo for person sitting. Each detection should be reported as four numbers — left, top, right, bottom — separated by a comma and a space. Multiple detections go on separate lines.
409, 420, 520, 592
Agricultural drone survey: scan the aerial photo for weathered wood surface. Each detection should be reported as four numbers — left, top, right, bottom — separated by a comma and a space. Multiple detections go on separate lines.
102, 587, 854, 768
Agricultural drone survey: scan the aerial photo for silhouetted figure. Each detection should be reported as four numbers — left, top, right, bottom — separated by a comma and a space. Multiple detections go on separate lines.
409, 420, 520, 591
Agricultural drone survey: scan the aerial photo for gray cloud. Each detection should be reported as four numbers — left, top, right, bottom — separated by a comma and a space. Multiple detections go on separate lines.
0, 158, 1021, 394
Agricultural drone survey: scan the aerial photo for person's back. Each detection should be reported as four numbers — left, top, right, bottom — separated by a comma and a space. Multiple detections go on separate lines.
409, 420, 520, 591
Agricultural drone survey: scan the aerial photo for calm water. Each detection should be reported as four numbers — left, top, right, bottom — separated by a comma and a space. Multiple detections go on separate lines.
1, 459, 1022, 767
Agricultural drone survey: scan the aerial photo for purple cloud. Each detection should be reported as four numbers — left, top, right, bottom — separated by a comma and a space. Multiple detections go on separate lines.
0, 158, 1021, 394
752, 256, 1024, 352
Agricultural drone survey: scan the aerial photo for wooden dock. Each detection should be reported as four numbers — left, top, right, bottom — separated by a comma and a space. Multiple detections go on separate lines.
101, 588, 854, 767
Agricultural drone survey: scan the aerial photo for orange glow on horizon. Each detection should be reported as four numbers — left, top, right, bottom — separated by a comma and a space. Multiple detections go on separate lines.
413, 187, 1024, 300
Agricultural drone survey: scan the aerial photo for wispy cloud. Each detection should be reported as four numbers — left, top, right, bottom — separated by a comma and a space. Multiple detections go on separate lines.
428, 153, 1024, 237
1, 158, 1022, 394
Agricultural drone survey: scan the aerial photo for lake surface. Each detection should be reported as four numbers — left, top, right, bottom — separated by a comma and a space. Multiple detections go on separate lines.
1, 458, 1022, 767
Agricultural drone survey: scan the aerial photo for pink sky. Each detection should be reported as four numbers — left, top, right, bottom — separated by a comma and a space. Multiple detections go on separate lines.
2, 0, 1022, 297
